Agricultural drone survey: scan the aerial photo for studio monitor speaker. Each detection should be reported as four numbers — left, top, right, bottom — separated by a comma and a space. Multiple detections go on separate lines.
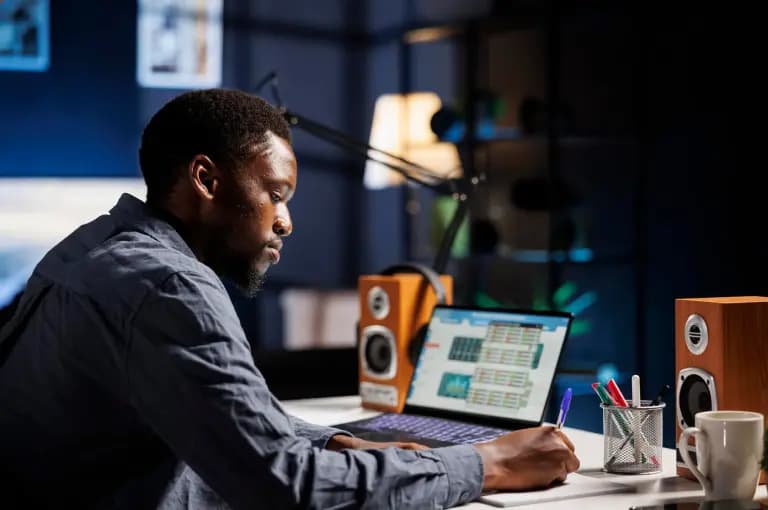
675, 297, 768, 481
358, 264, 452, 413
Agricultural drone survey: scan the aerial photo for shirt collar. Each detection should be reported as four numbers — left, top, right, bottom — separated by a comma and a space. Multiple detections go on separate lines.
109, 193, 196, 259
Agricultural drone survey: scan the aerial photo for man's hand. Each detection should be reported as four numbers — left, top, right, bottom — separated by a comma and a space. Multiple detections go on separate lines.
326, 434, 428, 452
473, 426, 580, 491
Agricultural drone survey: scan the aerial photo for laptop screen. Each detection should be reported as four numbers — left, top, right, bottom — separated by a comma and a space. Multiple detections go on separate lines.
405, 306, 572, 423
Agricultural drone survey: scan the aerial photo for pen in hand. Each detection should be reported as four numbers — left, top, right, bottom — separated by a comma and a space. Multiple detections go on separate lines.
556, 388, 572, 430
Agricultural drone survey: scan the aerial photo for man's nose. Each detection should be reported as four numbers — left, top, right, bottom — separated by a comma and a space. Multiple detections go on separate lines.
273, 212, 292, 237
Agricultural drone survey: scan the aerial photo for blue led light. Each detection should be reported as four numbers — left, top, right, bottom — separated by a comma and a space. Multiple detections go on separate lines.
597, 362, 619, 385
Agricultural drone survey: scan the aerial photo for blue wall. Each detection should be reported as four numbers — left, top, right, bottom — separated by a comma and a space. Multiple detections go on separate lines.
1, 1, 140, 177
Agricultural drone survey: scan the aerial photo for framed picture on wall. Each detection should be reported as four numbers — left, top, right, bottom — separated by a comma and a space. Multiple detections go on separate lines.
0, 0, 50, 72
136, 0, 222, 89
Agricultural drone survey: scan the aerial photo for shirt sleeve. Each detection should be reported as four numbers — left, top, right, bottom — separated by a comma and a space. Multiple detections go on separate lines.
285, 411, 352, 449
126, 270, 483, 510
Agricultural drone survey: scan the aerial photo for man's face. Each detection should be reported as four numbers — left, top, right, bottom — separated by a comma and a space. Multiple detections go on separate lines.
205, 133, 297, 296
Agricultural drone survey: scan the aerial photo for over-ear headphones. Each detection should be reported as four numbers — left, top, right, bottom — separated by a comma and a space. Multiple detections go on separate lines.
379, 262, 447, 365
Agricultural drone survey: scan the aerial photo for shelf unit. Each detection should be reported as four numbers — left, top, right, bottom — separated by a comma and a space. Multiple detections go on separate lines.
398, 5, 648, 385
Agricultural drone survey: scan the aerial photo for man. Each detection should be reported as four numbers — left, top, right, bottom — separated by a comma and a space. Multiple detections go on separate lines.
0, 89, 579, 509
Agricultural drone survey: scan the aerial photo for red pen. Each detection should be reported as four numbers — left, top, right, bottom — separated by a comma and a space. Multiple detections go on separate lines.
606, 379, 629, 407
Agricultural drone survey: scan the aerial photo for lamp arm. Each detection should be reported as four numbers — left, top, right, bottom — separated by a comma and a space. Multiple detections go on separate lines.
281, 108, 454, 191
280, 106, 476, 273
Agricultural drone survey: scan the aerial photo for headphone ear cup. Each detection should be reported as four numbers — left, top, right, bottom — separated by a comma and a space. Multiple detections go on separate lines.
355, 320, 360, 348
409, 323, 429, 366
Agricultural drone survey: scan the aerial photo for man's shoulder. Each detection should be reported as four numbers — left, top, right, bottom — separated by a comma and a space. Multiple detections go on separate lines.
101, 229, 210, 277
91, 229, 223, 295
37, 220, 224, 314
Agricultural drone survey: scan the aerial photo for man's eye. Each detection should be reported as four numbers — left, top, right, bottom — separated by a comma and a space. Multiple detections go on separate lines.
271, 193, 281, 203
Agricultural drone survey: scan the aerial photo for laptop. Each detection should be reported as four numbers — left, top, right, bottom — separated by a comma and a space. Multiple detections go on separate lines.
334, 305, 573, 447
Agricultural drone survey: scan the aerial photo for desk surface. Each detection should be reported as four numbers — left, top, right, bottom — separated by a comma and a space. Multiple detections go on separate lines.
283, 395, 768, 510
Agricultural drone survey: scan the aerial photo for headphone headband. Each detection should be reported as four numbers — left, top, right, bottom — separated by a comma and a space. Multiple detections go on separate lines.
379, 262, 446, 305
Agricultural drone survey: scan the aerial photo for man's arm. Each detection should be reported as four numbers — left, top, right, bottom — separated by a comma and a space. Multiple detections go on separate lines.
283, 408, 351, 449
126, 270, 483, 510
284, 410, 428, 452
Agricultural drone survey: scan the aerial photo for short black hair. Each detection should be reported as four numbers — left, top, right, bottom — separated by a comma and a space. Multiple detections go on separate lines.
139, 88, 292, 204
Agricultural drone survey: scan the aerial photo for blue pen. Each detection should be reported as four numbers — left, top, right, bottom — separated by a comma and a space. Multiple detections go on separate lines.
556, 388, 572, 430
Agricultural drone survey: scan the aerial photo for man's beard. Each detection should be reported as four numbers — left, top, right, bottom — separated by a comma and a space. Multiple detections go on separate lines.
205, 233, 266, 298
215, 254, 266, 298
233, 260, 266, 297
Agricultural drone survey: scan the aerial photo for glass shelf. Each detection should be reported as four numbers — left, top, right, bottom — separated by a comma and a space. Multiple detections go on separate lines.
447, 132, 636, 148
403, 2, 631, 44
457, 250, 635, 265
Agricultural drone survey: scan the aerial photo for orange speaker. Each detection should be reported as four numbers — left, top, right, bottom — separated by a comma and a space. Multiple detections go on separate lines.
358, 264, 452, 413
675, 297, 768, 481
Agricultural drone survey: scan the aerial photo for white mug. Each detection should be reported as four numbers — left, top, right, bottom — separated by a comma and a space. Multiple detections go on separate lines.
678, 410, 764, 500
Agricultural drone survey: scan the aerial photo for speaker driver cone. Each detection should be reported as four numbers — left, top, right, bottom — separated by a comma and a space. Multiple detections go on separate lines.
365, 334, 392, 374
677, 368, 718, 428
360, 325, 397, 379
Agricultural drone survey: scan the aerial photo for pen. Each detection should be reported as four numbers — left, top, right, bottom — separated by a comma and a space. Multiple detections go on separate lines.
556, 388, 572, 430
594, 383, 619, 408
591, 382, 609, 404
650, 384, 670, 405
606, 378, 629, 407
592, 382, 643, 461
630, 375, 641, 462
631, 375, 641, 408
607, 419, 660, 467
592, 383, 631, 435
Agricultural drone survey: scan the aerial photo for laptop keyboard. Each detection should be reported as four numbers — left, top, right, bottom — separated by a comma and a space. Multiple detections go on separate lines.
354, 414, 508, 444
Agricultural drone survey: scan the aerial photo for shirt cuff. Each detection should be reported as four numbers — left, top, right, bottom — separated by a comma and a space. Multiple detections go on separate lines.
292, 419, 353, 449
315, 427, 354, 449
430, 444, 484, 506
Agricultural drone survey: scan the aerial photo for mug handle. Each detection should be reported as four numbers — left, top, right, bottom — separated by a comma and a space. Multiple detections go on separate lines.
678, 427, 712, 495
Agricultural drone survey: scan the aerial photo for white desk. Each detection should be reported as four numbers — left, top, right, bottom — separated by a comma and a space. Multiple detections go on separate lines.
283, 395, 768, 509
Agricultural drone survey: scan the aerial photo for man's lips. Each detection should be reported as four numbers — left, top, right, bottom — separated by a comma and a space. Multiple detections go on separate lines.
266, 247, 281, 264
265, 240, 283, 264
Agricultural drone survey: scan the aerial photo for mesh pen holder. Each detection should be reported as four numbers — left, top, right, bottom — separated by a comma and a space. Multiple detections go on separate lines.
601, 401, 664, 474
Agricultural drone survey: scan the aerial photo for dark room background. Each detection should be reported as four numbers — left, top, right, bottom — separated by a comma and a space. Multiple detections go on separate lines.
2, 0, 766, 445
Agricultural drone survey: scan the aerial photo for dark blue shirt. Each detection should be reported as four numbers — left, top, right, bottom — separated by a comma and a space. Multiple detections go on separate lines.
0, 194, 482, 509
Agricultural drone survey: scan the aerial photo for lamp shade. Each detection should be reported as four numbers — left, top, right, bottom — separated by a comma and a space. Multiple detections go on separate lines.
364, 92, 462, 190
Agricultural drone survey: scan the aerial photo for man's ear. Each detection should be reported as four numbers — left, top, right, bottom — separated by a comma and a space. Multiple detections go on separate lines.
187, 154, 220, 200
